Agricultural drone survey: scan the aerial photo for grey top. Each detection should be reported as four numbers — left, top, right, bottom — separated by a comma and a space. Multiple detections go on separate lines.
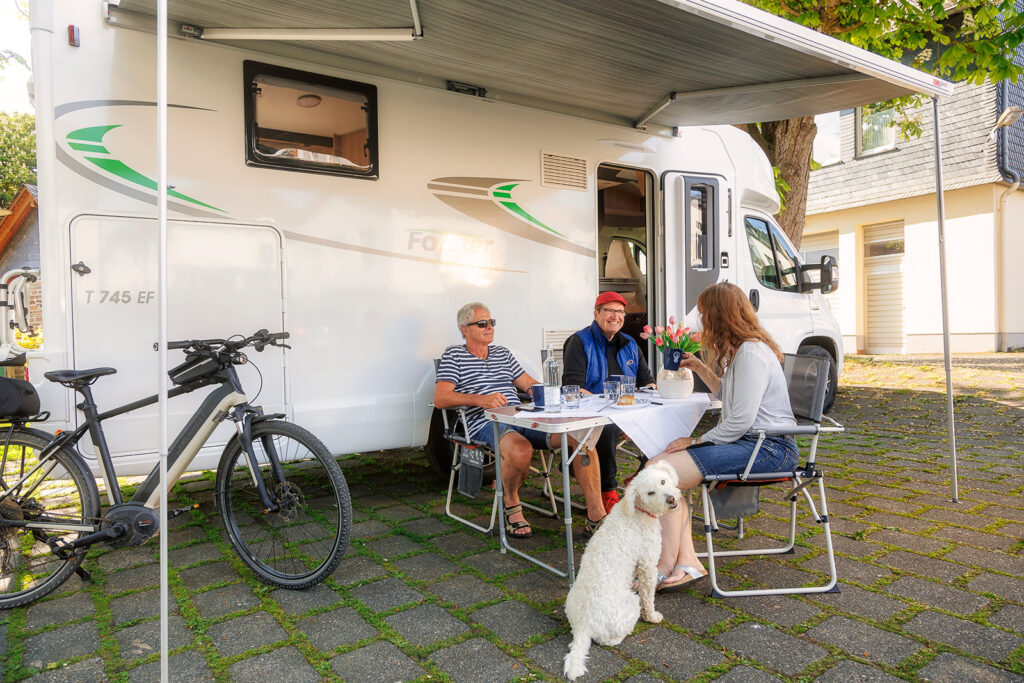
702, 341, 796, 444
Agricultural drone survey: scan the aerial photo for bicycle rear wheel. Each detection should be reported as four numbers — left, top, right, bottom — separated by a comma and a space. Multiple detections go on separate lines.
0, 428, 100, 609
215, 420, 351, 589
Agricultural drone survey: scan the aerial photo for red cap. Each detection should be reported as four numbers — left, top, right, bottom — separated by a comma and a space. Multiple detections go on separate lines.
594, 291, 627, 308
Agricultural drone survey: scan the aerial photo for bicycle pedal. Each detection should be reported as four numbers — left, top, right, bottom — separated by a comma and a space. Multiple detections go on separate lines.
167, 504, 201, 519
75, 566, 93, 583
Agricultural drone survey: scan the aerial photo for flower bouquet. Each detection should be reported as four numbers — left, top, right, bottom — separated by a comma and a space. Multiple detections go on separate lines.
640, 316, 701, 370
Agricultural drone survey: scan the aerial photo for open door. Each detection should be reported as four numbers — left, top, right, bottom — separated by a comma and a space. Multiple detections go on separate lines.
68, 216, 286, 468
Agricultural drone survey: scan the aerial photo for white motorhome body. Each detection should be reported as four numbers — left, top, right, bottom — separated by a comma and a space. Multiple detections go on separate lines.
26, 0, 947, 477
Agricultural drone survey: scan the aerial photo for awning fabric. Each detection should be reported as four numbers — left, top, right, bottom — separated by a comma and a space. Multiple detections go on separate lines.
110, 0, 953, 128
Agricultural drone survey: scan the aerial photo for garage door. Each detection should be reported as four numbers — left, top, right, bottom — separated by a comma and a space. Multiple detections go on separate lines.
864, 221, 905, 354
801, 231, 840, 320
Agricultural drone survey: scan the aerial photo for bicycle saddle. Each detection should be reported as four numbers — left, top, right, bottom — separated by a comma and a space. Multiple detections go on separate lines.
44, 367, 117, 385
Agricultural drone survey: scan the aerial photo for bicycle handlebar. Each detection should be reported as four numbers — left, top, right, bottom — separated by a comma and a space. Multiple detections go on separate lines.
163, 329, 291, 352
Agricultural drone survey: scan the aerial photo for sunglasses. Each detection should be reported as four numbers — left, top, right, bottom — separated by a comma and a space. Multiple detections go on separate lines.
467, 319, 496, 329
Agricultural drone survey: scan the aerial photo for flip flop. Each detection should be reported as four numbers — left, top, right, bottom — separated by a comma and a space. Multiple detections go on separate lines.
656, 564, 708, 593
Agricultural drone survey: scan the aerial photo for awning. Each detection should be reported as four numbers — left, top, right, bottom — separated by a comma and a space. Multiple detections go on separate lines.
108, 0, 953, 129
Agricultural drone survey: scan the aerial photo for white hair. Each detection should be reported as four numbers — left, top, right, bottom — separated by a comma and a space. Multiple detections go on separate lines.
457, 301, 488, 338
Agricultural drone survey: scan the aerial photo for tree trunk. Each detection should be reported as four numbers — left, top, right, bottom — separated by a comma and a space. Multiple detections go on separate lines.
736, 116, 817, 251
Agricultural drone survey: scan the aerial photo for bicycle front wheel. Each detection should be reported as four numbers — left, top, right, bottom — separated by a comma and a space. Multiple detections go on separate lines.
215, 420, 351, 589
0, 428, 100, 609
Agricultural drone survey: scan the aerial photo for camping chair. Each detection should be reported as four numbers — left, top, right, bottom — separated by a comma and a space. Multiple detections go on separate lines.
432, 360, 562, 534
696, 352, 844, 598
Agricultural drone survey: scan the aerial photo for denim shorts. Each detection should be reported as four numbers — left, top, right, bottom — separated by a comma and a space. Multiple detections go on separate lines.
473, 423, 550, 453
688, 435, 799, 477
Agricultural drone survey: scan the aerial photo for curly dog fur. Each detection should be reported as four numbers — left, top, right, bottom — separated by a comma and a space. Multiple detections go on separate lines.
563, 460, 682, 680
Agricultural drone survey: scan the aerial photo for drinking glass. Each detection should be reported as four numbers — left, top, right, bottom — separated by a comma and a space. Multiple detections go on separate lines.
603, 380, 621, 401
619, 376, 636, 396
561, 385, 581, 409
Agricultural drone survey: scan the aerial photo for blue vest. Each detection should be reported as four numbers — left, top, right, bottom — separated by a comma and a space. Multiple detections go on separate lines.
576, 321, 639, 394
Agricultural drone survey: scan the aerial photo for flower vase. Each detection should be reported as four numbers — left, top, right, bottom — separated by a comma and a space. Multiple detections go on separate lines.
658, 367, 694, 399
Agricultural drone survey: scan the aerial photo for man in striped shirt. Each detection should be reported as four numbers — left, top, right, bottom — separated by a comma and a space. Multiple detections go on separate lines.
435, 302, 606, 539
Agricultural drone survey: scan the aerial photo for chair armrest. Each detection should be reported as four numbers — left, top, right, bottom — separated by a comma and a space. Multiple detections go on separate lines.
762, 425, 821, 436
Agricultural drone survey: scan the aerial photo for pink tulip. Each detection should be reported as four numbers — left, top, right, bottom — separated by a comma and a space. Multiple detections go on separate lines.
643, 325, 653, 334
682, 326, 690, 334
654, 326, 664, 334
670, 334, 680, 344
639, 332, 649, 340
654, 337, 663, 347
693, 332, 702, 342
668, 316, 676, 325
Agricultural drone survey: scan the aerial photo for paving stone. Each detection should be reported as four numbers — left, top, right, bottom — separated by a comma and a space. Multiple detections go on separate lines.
921, 508, 992, 528
903, 610, 1022, 662
470, 600, 558, 643
808, 533, 881, 558
526, 635, 627, 682
620, 625, 724, 680
989, 604, 1024, 633
943, 546, 1024, 575
915, 652, 1021, 683
860, 512, 936, 533
365, 534, 424, 559
167, 543, 224, 568
25, 591, 95, 630
349, 577, 424, 612
866, 528, 949, 553
392, 553, 461, 581
807, 583, 909, 621
931, 526, 1014, 550
22, 621, 101, 669
461, 548, 531, 576
110, 588, 179, 625
331, 554, 388, 585
430, 531, 491, 555
656, 591, 734, 633
876, 550, 968, 581
96, 546, 155, 572
714, 666, 783, 682
969, 573, 1024, 603
228, 646, 320, 682
329, 642, 426, 682
805, 616, 922, 666
270, 583, 341, 615
177, 561, 240, 590
715, 622, 827, 675
296, 606, 378, 651
428, 574, 503, 607
192, 583, 259, 619
733, 594, 821, 628
885, 577, 989, 614
375, 504, 424, 521
811, 659, 904, 682
803, 554, 894, 586
208, 611, 288, 657
24, 657, 106, 682
504, 569, 572, 604
987, 506, 1024, 522
401, 516, 452, 537
167, 525, 210, 547
729, 558, 822, 589
350, 519, 391, 538
429, 637, 520, 682
385, 603, 469, 646
104, 563, 161, 595
115, 615, 193, 661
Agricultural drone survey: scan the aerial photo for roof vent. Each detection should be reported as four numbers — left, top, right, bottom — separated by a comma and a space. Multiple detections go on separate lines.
541, 152, 588, 191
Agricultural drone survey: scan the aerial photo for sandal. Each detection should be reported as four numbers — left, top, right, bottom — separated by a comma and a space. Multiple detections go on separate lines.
503, 503, 532, 539
657, 564, 708, 593
582, 515, 605, 540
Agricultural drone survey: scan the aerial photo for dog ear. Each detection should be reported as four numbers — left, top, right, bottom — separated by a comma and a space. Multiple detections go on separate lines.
650, 460, 679, 487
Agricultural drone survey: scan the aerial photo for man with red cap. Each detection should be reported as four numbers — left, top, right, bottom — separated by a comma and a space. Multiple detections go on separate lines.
562, 292, 655, 517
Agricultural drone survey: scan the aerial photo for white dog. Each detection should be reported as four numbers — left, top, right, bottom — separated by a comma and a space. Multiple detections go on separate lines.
563, 460, 682, 680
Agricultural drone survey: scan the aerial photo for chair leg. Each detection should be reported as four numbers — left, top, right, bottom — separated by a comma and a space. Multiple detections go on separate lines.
444, 445, 499, 534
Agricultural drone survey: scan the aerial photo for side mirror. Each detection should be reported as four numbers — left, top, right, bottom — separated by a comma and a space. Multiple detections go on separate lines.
819, 254, 838, 294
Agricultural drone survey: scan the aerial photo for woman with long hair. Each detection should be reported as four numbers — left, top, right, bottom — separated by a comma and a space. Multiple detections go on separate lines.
649, 281, 799, 591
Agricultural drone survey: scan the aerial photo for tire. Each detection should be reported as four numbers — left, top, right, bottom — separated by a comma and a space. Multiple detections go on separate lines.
215, 421, 351, 589
0, 428, 100, 609
798, 345, 838, 413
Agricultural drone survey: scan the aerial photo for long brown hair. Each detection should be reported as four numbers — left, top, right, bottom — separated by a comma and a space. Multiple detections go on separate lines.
697, 282, 783, 374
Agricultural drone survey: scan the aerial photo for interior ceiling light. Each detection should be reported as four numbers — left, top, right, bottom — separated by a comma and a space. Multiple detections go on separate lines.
297, 94, 322, 108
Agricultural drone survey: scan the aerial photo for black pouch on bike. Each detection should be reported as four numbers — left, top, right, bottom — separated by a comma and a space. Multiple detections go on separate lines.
456, 447, 485, 498
0, 377, 39, 417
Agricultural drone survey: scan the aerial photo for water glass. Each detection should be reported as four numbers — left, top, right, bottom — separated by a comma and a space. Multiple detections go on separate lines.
561, 384, 581, 409
619, 376, 636, 396
603, 380, 621, 401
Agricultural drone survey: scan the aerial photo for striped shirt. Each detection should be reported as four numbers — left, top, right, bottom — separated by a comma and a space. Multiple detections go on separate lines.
436, 344, 525, 439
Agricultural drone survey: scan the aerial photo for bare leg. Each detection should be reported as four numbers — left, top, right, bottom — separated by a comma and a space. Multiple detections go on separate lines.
570, 446, 606, 522
648, 449, 705, 580
500, 432, 535, 530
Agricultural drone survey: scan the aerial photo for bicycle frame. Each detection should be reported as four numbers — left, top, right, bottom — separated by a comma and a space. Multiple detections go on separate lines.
0, 362, 287, 536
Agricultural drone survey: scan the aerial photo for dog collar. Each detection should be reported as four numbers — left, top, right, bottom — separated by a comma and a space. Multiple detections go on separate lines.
635, 505, 657, 518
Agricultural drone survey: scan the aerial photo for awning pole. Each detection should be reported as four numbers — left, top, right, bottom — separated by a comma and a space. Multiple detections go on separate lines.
157, 0, 170, 678
931, 96, 959, 503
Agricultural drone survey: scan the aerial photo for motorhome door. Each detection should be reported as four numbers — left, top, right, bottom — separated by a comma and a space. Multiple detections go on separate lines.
68, 216, 286, 466
663, 173, 722, 328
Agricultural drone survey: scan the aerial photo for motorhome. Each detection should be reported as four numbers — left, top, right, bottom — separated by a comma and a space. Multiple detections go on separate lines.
15, 0, 948, 479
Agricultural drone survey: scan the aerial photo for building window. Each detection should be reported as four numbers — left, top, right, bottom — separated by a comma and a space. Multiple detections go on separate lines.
813, 111, 841, 167
244, 61, 378, 179
856, 106, 896, 157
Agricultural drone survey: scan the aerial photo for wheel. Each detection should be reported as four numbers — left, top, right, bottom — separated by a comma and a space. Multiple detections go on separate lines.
215, 420, 351, 589
798, 345, 838, 413
0, 428, 100, 609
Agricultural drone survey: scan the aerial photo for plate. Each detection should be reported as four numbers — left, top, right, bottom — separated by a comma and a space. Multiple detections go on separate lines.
610, 401, 650, 410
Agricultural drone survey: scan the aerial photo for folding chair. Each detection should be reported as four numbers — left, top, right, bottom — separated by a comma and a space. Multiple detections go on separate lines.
432, 360, 561, 534
696, 353, 844, 598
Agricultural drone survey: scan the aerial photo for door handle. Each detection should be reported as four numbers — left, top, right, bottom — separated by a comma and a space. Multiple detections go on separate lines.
71, 261, 91, 276
748, 289, 760, 311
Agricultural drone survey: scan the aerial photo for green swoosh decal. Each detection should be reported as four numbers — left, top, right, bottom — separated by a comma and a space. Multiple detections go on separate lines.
490, 183, 566, 238
84, 157, 224, 212
68, 124, 121, 142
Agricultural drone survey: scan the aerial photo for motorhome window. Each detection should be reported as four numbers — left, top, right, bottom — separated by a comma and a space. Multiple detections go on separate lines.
856, 105, 896, 157
768, 223, 802, 292
744, 217, 779, 289
688, 186, 711, 269
244, 61, 378, 179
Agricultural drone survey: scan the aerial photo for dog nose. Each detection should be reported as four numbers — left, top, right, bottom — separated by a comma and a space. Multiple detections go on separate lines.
666, 495, 676, 506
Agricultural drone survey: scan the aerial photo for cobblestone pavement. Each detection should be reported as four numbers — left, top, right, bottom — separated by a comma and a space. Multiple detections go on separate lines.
1, 355, 1022, 681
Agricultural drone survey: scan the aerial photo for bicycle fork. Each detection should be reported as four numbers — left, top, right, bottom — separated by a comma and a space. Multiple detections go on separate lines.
230, 406, 286, 514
